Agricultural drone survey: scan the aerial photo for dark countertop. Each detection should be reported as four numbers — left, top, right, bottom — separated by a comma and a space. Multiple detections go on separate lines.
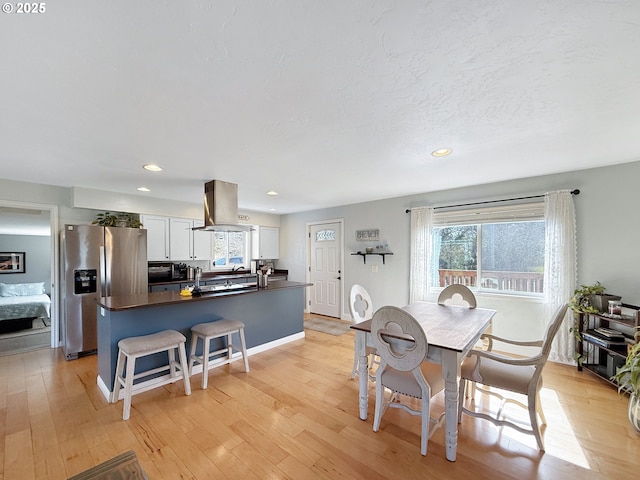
98, 280, 310, 312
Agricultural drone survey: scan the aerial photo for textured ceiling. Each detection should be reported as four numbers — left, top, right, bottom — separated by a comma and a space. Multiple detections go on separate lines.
1, 0, 639, 217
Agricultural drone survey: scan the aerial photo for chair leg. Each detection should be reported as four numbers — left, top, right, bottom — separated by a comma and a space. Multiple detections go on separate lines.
351, 338, 358, 378
529, 393, 545, 451
122, 354, 136, 420
188, 333, 198, 377
177, 341, 191, 396
536, 390, 547, 425
112, 348, 125, 404
226, 333, 233, 362
201, 336, 211, 389
373, 383, 385, 432
168, 347, 176, 378
239, 327, 249, 372
421, 394, 430, 456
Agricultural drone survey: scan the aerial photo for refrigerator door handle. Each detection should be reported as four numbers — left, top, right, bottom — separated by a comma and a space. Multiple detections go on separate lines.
100, 245, 109, 297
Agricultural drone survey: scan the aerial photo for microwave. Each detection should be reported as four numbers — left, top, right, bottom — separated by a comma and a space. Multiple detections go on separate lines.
148, 262, 173, 282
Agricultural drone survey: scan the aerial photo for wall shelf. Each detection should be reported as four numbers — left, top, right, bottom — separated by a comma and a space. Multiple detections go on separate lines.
351, 251, 393, 264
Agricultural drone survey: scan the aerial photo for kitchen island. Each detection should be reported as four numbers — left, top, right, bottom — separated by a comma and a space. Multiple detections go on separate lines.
96, 281, 309, 401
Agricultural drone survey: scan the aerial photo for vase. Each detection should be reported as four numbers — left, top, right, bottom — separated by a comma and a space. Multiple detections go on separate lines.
629, 394, 640, 433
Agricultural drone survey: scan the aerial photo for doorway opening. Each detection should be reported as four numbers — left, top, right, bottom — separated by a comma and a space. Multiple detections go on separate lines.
0, 201, 59, 356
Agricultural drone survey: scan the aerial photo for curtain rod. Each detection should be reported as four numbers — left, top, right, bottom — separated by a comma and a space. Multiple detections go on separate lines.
404, 189, 580, 213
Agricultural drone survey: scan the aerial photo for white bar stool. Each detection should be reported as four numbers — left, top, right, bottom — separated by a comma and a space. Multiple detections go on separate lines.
188, 319, 249, 389
112, 329, 191, 420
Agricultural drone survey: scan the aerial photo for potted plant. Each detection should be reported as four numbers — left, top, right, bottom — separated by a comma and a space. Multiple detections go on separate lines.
92, 211, 119, 227
569, 282, 607, 364
92, 211, 143, 228
568, 281, 607, 315
611, 328, 640, 433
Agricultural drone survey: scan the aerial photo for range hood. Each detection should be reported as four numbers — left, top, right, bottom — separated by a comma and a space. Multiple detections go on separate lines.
193, 180, 253, 232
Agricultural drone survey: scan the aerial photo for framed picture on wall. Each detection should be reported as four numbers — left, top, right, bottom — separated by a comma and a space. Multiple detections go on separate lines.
0, 252, 25, 274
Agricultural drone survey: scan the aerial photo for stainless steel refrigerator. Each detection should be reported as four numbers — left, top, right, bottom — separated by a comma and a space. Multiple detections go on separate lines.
62, 224, 148, 359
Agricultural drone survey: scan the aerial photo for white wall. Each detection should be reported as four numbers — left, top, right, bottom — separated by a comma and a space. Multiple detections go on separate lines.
278, 160, 640, 351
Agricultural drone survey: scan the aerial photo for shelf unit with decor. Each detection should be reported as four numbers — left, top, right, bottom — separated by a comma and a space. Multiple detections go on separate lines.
576, 304, 639, 389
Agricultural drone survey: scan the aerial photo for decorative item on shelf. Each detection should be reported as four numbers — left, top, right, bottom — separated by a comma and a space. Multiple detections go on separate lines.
611, 327, 640, 433
92, 211, 143, 228
356, 229, 380, 242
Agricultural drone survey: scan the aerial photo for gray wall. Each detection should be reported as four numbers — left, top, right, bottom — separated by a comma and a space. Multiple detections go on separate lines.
0, 235, 51, 293
278, 160, 640, 317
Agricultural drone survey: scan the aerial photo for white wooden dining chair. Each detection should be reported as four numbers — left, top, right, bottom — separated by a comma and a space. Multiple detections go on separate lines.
437, 284, 477, 308
371, 306, 445, 456
457, 303, 569, 451
348, 284, 379, 380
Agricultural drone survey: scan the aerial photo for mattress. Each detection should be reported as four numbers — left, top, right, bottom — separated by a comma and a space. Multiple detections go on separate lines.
0, 294, 51, 322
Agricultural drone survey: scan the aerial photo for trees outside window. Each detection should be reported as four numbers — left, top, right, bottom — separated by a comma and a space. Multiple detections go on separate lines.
433, 220, 545, 294
212, 232, 248, 267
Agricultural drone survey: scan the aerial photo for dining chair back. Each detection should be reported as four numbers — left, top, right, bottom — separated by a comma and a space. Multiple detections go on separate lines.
349, 284, 374, 324
457, 303, 569, 451
348, 284, 377, 379
437, 284, 477, 308
371, 306, 445, 455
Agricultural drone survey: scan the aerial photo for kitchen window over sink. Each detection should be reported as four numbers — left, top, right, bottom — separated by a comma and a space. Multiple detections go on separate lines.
212, 231, 249, 269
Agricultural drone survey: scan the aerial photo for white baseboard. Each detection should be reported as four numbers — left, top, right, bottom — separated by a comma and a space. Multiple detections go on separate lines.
98, 330, 306, 402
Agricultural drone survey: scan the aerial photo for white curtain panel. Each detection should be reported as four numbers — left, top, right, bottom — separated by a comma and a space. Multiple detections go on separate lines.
409, 206, 433, 303
544, 190, 577, 364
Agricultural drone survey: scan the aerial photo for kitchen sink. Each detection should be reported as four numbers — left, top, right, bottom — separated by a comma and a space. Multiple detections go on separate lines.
197, 282, 257, 293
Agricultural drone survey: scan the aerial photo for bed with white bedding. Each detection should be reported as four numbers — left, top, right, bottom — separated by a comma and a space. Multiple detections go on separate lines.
0, 282, 51, 323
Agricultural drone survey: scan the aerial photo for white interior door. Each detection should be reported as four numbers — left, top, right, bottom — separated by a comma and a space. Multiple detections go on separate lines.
309, 222, 342, 318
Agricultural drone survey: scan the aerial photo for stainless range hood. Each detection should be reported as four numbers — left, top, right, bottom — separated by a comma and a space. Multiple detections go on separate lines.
193, 180, 253, 232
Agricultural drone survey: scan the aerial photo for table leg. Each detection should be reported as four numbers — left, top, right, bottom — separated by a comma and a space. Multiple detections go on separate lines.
355, 330, 369, 420
442, 349, 460, 461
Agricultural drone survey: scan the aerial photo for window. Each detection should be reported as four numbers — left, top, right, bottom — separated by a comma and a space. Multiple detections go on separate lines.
431, 202, 545, 295
212, 232, 249, 269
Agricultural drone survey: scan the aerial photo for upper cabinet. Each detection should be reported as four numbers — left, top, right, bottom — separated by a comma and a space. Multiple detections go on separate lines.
191, 220, 212, 261
142, 215, 170, 260
141, 215, 212, 261
252, 226, 279, 259
168, 218, 193, 260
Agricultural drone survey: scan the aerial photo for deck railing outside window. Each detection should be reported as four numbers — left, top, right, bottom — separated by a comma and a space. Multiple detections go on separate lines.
439, 269, 544, 294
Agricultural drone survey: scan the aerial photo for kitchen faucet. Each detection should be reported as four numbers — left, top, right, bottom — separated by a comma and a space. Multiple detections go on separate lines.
232, 265, 244, 272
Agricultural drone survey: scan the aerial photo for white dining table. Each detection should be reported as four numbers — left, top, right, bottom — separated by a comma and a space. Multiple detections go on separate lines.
351, 301, 496, 461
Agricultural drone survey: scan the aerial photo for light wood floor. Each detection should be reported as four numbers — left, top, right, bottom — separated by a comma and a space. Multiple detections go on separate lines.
0, 323, 637, 479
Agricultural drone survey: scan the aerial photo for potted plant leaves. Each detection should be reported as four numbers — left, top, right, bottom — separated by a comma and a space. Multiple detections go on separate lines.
611, 328, 640, 433
92, 211, 142, 228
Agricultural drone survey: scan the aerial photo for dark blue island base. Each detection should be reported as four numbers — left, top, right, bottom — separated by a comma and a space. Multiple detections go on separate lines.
96, 281, 308, 401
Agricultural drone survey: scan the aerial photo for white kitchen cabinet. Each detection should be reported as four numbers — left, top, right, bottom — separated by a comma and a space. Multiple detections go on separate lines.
252, 226, 279, 259
141, 216, 212, 261
141, 215, 170, 260
169, 218, 193, 260
191, 220, 212, 261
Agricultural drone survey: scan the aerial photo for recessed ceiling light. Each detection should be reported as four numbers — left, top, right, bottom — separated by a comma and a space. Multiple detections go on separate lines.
143, 164, 163, 172
137, 187, 151, 192
269, 208, 277, 212
266, 190, 278, 196
432, 148, 452, 157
